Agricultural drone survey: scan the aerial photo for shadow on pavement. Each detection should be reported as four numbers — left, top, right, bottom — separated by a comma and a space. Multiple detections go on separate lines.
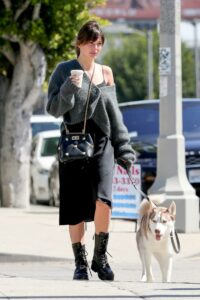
0, 253, 69, 263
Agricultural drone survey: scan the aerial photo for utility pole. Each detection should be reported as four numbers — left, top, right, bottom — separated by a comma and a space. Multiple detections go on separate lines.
147, 29, 154, 99
149, 0, 199, 232
193, 19, 200, 98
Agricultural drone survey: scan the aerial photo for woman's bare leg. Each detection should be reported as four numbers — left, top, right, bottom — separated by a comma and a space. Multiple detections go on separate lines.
69, 221, 85, 244
94, 199, 111, 233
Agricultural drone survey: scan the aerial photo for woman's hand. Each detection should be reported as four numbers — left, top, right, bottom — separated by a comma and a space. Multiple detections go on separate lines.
117, 152, 137, 171
117, 157, 133, 171
70, 73, 83, 88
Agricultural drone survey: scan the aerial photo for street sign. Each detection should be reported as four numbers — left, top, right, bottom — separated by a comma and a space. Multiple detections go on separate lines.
112, 164, 141, 220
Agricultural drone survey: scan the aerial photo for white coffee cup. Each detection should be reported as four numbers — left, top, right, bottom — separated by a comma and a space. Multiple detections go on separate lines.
70, 69, 84, 88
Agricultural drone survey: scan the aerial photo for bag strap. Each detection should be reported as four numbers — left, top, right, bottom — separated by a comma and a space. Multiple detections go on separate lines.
64, 65, 95, 134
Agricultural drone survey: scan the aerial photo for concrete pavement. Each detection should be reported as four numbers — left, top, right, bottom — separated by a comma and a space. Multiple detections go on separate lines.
0, 205, 200, 299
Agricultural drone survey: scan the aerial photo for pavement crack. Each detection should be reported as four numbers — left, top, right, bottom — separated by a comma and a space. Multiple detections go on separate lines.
108, 282, 146, 299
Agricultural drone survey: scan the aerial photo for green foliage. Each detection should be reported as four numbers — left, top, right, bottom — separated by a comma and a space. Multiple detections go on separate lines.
103, 31, 159, 102
0, 1, 195, 97
182, 43, 195, 98
103, 31, 195, 102
0, 0, 105, 78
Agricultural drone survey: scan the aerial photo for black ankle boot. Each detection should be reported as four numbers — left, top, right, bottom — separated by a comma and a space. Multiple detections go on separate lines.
72, 242, 89, 280
91, 232, 114, 281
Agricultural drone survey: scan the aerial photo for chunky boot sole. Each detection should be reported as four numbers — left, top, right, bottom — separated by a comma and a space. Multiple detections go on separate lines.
73, 266, 89, 280
73, 272, 89, 280
91, 260, 114, 281
72, 243, 89, 280
73, 275, 89, 280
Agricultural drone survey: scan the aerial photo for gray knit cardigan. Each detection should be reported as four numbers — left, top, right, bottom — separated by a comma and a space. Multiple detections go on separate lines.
47, 59, 135, 160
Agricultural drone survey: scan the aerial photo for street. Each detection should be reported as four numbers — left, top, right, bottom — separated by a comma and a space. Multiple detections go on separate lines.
0, 205, 199, 299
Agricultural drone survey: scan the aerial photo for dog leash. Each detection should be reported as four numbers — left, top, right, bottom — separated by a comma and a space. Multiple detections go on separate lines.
126, 168, 181, 254
126, 169, 150, 201
170, 230, 181, 253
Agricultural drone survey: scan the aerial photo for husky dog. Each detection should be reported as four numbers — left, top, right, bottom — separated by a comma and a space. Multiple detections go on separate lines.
136, 198, 176, 283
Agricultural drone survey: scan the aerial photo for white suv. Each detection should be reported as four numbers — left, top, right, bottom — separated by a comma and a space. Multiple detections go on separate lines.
30, 130, 60, 205
30, 115, 61, 136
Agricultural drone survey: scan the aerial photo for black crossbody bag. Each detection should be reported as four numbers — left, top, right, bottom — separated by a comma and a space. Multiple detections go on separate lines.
58, 67, 95, 164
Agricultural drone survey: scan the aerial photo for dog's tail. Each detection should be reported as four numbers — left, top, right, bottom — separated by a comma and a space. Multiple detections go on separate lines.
139, 198, 152, 216
138, 199, 154, 238
147, 194, 165, 206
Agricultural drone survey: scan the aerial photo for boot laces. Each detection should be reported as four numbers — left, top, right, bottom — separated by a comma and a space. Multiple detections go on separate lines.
100, 253, 108, 268
98, 238, 113, 268
99, 250, 112, 268
79, 249, 92, 277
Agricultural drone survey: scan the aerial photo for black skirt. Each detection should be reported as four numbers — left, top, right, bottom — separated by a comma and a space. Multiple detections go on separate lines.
59, 119, 115, 225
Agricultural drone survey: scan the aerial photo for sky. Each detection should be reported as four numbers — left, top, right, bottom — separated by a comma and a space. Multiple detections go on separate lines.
181, 21, 200, 46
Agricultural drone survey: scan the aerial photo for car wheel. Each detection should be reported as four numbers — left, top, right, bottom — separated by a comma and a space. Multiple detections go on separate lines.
53, 192, 59, 207
49, 195, 55, 206
48, 179, 55, 206
30, 179, 37, 205
49, 180, 60, 207
55, 193, 60, 207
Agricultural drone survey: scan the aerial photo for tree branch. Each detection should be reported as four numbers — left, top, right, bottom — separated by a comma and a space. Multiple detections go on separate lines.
2, 0, 11, 10
2, 34, 19, 43
14, 0, 31, 21
22, 45, 47, 112
32, 3, 41, 20
0, 43, 16, 65
22, 85, 43, 112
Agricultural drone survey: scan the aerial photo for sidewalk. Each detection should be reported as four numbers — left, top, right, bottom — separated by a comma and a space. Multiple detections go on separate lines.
0, 205, 200, 299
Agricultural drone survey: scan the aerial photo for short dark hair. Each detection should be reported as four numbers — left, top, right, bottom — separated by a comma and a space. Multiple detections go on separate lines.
75, 20, 105, 57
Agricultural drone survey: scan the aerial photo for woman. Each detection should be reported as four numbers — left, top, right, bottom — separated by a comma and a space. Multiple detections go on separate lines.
47, 20, 136, 281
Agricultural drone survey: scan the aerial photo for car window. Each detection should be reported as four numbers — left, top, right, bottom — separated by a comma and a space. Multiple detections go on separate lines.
31, 122, 60, 136
120, 104, 159, 138
183, 101, 200, 137
40, 137, 59, 157
120, 100, 200, 141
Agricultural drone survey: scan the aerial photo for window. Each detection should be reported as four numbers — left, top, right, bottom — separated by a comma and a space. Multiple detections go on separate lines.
41, 137, 59, 157
121, 103, 159, 137
31, 122, 60, 136
183, 102, 200, 137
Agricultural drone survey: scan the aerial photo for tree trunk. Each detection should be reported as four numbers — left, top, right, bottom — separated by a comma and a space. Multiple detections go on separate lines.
0, 43, 46, 208
0, 76, 9, 206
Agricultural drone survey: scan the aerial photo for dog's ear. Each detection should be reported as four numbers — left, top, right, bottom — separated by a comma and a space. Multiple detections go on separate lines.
168, 201, 176, 217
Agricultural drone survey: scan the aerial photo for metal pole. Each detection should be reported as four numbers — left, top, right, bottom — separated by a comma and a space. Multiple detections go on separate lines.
194, 20, 200, 98
149, 0, 199, 232
147, 29, 154, 99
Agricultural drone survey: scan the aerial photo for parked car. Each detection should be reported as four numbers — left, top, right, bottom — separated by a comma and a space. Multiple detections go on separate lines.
49, 159, 59, 207
119, 99, 200, 196
30, 130, 60, 205
30, 115, 61, 137
47, 98, 200, 206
